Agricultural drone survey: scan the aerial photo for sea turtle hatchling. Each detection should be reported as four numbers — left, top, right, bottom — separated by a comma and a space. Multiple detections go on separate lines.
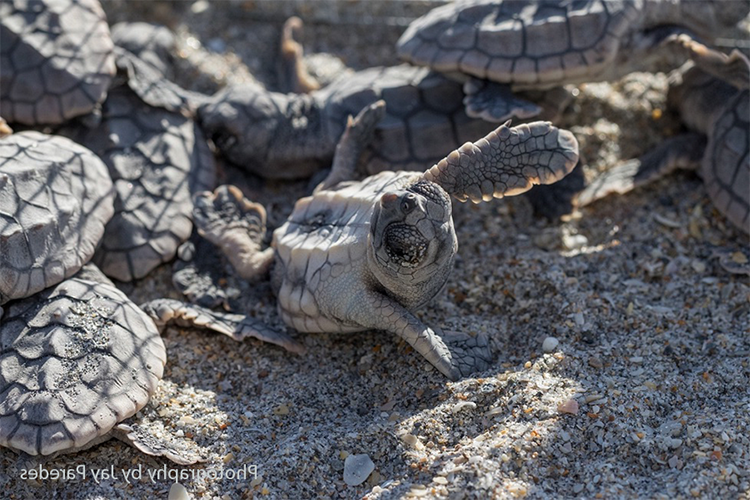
0, 132, 203, 462
397, 0, 750, 112
56, 27, 217, 282
197, 19, 573, 180
0, 268, 167, 458
60, 67, 216, 282
0, 0, 116, 125
0, 131, 115, 310
144, 102, 580, 380
577, 61, 750, 238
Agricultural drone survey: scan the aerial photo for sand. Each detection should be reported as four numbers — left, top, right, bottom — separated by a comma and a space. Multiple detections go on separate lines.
1, 2, 748, 499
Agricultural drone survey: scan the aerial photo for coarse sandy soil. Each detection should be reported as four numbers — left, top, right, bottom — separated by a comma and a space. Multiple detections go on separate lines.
1, 1, 748, 499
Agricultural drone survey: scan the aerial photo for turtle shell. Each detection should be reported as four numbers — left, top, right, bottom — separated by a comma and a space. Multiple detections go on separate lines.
271, 171, 421, 332
0, 0, 115, 125
397, 0, 640, 87
62, 84, 216, 282
0, 132, 115, 305
702, 89, 749, 234
319, 64, 498, 175
0, 277, 166, 456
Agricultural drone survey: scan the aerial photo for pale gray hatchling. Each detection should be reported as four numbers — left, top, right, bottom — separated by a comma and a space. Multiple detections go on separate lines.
144, 101, 579, 380
397, 0, 750, 93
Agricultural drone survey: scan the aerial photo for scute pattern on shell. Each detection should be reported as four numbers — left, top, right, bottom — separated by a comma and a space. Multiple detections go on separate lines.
702, 89, 749, 234
0, 0, 115, 125
63, 85, 216, 281
0, 277, 166, 456
0, 131, 115, 304
397, 0, 638, 87
319, 65, 498, 174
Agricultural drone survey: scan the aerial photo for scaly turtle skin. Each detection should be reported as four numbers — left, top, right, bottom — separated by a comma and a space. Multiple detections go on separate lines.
578, 62, 749, 236
145, 102, 580, 380
0, 271, 166, 457
0, 131, 114, 307
397, 0, 750, 90
0, 0, 116, 125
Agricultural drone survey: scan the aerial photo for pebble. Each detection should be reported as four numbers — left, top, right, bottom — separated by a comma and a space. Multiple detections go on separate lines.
558, 399, 579, 415
588, 357, 603, 369
343, 454, 375, 486
451, 401, 477, 413
168, 483, 190, 500
542, 336, 560, 353
190, 0, 209, 14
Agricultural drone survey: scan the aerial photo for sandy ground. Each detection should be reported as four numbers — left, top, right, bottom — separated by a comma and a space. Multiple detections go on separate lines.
1, 1, 748, 499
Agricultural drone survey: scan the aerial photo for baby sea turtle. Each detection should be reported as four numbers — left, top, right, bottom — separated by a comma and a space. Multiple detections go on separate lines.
0, 0, 116, 125
578, 62, 749, 237
0, 268, 166, 458
197, 13, 575, 181
145, 102, 580, 380
59, 31, 217, 282
397, 0, 750, 92
197, 61, 574, 178
0, 131, 115, 308
0, 133, 202, 462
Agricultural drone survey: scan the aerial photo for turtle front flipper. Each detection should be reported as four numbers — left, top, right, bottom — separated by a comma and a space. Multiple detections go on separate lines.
577, 133, 706, 207
113, 423, 204, 465
141, 299, 305, 355
348, 291, 491, 381
462, 78, 541, 122
115, 47, 210, 114
422, 120, 579, 203
192, 185, 275, 281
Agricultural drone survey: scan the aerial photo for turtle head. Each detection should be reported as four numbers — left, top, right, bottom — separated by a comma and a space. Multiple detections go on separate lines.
369, 179, 457, 289
198, 84, 283, 170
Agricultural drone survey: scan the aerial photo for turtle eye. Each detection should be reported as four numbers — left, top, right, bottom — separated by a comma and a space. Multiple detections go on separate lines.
401, 193, 417, 214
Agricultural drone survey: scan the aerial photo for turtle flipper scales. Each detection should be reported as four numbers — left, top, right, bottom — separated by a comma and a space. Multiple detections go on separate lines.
462, 79, 541, 122
141, 299, 305, 355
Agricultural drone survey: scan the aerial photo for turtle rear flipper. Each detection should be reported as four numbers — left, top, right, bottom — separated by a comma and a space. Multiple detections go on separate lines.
278, 16, 321, 94
316, 100, 386, 191
192, 185, 275, 281
141, 299, 305, 355
462, 79, 541, 122
577, 133, 706, 207
667, 35, 750, 91
0, 118, 12, 138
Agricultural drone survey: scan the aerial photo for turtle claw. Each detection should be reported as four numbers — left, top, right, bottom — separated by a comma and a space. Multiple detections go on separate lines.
439, 330, 493, 381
